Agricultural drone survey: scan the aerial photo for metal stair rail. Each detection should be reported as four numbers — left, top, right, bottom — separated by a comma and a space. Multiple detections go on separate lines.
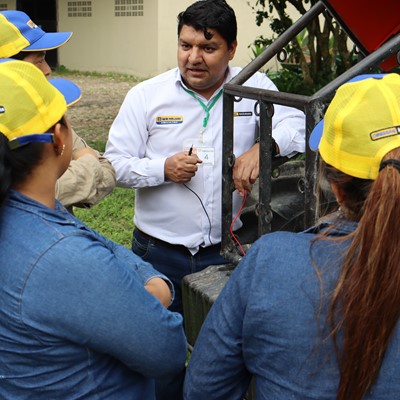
220, 0, 400, 265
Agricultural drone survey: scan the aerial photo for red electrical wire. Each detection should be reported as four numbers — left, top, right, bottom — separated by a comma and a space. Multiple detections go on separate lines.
230, 191, 248, 256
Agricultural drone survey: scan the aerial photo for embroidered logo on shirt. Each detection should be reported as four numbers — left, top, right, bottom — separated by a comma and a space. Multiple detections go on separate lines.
370, 126, 400, 141
156, 116, 184, 125
234, 111, 253, 117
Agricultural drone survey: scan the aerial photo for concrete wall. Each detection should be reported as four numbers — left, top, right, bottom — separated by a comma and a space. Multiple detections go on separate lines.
57, 0, 271, 78
3, 0, 293, 77
58, 0, 159, 77
0, 0, 16, 11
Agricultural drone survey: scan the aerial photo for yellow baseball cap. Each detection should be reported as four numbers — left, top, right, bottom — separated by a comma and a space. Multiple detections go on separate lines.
0, 11, 72, 58
0, 12, 29, 58
0, 59, 81, 149
309, 73, 400, 180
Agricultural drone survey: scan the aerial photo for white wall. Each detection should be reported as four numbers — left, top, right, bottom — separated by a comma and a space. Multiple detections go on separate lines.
2, 0, 302, 77
57, 0, 274, 77
58, 0, 159, 77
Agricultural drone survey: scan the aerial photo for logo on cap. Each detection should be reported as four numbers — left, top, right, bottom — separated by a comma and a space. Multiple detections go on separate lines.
0, 106, 5, 114
370, 126, 400, 141
27, 19, 38, 29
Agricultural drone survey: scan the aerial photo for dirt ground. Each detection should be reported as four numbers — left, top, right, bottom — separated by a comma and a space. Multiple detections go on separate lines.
61, 73, 140, 146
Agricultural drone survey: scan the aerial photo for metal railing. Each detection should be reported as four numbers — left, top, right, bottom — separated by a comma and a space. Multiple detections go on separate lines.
220, 0, 400, 264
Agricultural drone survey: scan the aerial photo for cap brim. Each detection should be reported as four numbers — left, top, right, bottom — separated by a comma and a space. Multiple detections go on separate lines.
49, 78, 81, 106
22, 31, 72, 51
0, 58, 13, 64
309, 119, 324, 151
308, 73, 387, 151
347, 73, 386, 83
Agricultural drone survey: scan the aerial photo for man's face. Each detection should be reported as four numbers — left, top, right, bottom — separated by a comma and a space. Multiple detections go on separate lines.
178, 24, 237, 99
21, 51, 52, 77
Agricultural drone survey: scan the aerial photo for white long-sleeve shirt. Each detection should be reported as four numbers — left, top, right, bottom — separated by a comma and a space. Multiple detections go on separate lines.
105, 66, 305, 251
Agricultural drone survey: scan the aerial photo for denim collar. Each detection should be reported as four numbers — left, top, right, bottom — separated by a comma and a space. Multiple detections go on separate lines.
303, 214, 358, 238
6, 189, 82, 227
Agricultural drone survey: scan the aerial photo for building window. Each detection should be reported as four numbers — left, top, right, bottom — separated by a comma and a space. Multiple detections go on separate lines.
115, 0, 143, 17
0, 4, 8, 10
68, 1, 92, 17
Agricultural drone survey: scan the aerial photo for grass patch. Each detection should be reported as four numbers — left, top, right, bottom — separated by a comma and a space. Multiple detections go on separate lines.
58, 70, 139, 248
71, 139, 134, 248
73, 187, 135, 248
53, 65, 145, 83
85, 139, 107, 153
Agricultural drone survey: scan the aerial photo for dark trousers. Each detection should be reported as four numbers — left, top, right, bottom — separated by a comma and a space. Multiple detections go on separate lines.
132, 228, 228, 314
132, 228, 228, 400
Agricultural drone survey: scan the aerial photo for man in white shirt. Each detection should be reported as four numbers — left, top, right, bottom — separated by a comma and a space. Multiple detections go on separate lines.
105, 0, 305, 315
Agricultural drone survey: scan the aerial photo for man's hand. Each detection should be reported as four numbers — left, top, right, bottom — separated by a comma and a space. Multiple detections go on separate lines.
233, 143, 260, 197
144, 277, 173, 308
164, 151, 202, 183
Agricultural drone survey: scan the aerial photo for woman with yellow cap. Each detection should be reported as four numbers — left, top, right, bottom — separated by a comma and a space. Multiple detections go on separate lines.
0, 60, 186, 399
184, 73, 400, 400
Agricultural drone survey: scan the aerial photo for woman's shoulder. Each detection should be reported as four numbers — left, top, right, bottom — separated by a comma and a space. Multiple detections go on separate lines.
241, 227, 343, 283
252, 229, 315, 254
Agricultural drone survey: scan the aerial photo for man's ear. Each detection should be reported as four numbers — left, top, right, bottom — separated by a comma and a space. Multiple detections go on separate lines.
228, 40, 237, 60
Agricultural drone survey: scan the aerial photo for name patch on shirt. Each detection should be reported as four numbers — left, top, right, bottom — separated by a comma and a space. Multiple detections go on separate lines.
156, 115, 183, 125
234, 111, 253, 117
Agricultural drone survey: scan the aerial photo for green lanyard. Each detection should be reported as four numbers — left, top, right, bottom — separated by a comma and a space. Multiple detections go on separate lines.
182, 87, 223, 133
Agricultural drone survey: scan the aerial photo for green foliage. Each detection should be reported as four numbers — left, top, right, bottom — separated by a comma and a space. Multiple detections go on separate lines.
249, 35, 275, 59
248, 0, 359, 94
266, 45, 359, 95
73, 187, 135, 248
267, 68, 313, 95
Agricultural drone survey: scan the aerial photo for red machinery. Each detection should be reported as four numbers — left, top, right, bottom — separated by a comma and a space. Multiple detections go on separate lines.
323, 0, 400, 70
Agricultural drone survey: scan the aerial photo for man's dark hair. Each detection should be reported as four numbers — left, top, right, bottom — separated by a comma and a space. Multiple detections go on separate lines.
177, 0, 237, 48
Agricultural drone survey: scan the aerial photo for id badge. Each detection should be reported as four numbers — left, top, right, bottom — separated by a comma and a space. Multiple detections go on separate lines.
196, 147, 215, 165
183, 138, 215, 166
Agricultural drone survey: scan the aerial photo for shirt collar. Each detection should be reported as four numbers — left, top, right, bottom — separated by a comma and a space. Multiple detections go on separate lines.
175, 65, 232, 99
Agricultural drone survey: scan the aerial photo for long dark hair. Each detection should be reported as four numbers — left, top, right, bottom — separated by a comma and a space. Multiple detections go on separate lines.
320, 147, 400, 399
0, 134, 44, 211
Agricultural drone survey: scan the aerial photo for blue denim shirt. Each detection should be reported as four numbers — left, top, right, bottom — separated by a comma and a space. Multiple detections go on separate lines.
184, 219, 400, 399
0, 190, 187, 399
